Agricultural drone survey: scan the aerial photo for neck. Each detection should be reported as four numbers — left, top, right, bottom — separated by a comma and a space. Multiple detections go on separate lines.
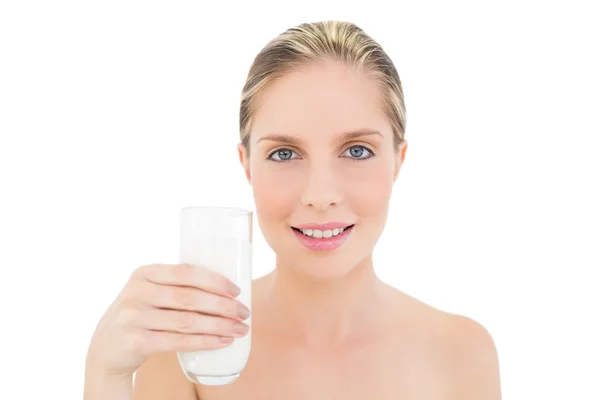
262, 254, 386, 347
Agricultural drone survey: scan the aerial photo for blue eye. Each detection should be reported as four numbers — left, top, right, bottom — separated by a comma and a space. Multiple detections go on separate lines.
267, 146, 373, 162
342, 145, 374, 160
267, 148, 299, 162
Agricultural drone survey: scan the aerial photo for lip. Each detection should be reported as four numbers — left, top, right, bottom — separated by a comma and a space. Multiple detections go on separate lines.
292, 222, 353, 230
291, 225, 354, 251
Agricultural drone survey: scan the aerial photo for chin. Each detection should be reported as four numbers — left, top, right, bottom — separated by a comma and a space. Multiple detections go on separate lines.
277, 254, 357, 282
301, 256, 358, 280
278, 234, 370, 282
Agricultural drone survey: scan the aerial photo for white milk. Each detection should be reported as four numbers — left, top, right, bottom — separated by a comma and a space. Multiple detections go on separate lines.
178, 233, 252, 380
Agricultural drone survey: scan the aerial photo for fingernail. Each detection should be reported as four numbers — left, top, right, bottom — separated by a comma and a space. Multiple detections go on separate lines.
220, 336, 234, 344
237, 304, 251, 320
228, 282, 241, 297
233, 322, 249, 337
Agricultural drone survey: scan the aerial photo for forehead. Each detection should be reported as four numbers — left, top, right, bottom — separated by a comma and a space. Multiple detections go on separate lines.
251, 61, 391, 142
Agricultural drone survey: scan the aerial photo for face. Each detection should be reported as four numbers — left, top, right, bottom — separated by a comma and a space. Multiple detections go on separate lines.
238, 60, 408, 280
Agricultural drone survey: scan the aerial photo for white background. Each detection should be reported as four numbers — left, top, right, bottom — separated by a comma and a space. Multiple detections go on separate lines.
1, 1, 598, 398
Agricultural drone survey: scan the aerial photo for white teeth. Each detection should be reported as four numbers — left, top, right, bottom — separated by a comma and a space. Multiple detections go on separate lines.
300, 227, 349, 238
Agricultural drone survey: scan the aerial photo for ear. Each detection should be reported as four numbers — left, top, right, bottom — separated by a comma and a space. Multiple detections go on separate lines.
237, 142, 251, 184
393, 140, 408, 183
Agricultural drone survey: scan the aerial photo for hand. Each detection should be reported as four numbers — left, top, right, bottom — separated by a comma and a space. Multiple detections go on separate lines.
85, 263, 250, 379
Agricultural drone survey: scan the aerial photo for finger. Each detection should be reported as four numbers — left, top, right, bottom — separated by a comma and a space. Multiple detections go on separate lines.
135, 263, 240, 298
147, 283, 251, 321
138, 330, 235, 354
136, 307, 250, 337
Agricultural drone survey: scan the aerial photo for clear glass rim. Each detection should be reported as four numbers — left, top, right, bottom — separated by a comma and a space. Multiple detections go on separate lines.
181, 206, 253, 216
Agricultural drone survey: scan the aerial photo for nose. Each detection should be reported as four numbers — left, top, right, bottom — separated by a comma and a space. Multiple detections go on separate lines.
300, 162, 342, 211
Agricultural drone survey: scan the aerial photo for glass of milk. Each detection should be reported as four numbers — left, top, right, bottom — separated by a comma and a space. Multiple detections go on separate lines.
177, 206, 252, 385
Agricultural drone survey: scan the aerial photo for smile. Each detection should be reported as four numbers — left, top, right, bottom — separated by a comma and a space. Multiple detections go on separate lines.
293, 225, 351, 238
290, 224, 354, 251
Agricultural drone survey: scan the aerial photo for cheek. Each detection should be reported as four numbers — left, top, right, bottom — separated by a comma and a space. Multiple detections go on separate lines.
250, 163, 301, 221
343, 161, 394, 218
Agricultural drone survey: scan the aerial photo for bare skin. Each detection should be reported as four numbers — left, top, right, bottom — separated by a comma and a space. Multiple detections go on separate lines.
134, 268, 501, 400
89, 59, 501, 399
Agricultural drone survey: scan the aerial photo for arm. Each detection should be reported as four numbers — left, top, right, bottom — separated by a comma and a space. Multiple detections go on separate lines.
84, 350, 134, 400
84, 369, 133, 400
133, 352, 199, 400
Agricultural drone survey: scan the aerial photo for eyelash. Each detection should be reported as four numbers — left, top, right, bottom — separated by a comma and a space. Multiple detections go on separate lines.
266, 145, 375, 162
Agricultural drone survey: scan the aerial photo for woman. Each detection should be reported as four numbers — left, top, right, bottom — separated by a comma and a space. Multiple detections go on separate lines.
84, 21, 501, 399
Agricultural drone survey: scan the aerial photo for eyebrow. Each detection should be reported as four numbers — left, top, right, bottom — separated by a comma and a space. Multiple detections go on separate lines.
256, 128, 383, 145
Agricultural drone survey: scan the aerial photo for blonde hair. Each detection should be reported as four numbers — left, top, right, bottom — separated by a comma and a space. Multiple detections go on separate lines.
239, 20, 407, 150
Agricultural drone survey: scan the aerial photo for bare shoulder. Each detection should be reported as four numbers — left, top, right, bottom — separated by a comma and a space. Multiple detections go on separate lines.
441, 313, 502, 399
133, 352, 198, 400
386, 287, 502, 399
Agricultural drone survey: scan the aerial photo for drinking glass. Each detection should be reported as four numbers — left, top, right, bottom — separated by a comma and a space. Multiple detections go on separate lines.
177, 206, 253, 385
